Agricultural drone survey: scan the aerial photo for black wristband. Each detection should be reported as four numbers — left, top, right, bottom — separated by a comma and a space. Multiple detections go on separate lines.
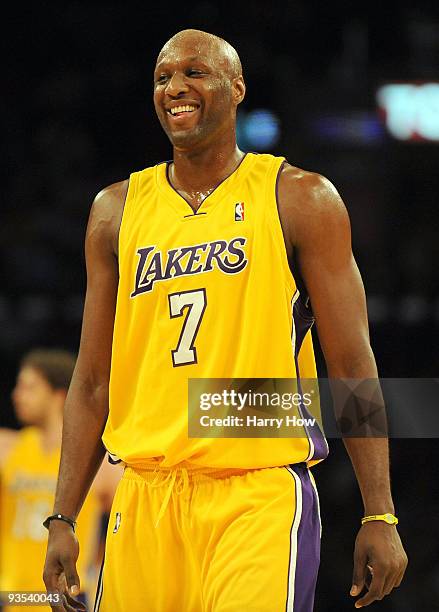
43, 513, 77, 532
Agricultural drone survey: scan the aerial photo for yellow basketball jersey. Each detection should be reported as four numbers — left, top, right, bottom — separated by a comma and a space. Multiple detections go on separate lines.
0, 427, 99, 598
103, 153, 328, 469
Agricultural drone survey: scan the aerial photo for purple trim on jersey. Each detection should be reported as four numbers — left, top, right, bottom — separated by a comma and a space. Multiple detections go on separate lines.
292, 294, 329, 461
292, 294, 314, 359
108, 455, 122, 465
288, 464, 321, 612
107, 450, 122, 465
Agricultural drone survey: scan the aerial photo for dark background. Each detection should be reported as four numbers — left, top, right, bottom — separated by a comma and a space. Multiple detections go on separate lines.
1, 2, 438, 610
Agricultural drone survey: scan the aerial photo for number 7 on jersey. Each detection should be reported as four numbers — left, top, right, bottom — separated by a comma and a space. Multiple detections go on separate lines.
168, 289, 207, 367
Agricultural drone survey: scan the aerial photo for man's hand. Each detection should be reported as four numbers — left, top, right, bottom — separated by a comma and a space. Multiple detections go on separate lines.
350, 522, 408, 608
43, 521, 85, 611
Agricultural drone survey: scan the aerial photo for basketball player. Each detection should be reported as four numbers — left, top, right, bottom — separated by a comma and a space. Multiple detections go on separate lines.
0, 349, 121, 610
43, 30, 407, 611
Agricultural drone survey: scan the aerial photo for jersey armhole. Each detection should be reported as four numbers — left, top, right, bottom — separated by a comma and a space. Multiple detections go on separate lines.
264, 158, 296, 295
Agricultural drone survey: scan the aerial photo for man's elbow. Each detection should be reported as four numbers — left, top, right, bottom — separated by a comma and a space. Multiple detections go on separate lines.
66, 371, 110, 416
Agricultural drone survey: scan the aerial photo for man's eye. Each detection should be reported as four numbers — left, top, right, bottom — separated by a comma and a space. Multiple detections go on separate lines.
187, 70, 203, 77
156, 74, 168, 84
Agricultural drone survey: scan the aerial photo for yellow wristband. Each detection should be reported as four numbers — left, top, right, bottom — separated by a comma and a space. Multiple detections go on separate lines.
361, 513, 398, 526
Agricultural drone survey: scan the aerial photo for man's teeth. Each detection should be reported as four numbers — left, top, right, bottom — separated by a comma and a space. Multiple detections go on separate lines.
170, 105, 197, 115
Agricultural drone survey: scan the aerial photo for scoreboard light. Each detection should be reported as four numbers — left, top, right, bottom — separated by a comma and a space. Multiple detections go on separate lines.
376, 82, 439, 142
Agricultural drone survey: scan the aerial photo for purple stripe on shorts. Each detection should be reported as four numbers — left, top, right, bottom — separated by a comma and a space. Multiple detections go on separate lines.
287, 464, 321, 612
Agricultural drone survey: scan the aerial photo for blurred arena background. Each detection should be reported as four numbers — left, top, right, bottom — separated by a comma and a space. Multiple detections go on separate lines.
1, 2, 438, 610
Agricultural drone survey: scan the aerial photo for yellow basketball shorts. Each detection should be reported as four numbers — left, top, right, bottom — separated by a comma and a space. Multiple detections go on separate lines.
94, 463, 321, 612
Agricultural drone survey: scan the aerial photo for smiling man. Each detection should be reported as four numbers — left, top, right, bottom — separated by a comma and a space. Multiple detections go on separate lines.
43, 29, 407, 611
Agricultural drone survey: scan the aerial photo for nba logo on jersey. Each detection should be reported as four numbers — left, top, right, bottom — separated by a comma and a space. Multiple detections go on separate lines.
235, 202, 245, 221
113, 512, 121, 533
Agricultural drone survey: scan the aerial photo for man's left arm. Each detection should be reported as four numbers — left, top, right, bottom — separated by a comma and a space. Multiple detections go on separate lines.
277, 166, 408, 608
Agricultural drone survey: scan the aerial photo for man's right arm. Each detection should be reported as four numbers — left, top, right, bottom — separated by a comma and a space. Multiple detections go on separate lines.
43, 180, 127, 606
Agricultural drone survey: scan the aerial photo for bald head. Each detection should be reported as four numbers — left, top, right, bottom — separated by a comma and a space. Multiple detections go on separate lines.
153, 29, 246, 150
157, 29, 242, 80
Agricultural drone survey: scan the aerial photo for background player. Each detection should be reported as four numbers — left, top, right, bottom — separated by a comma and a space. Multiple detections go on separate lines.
0, 348, 122, 610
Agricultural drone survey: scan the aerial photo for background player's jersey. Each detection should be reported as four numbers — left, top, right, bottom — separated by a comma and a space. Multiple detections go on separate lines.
103, 153, 328, 469
0, 427, 99, 601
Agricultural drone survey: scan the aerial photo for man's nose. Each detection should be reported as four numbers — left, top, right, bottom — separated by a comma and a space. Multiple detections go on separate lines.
165, 72, 189, 97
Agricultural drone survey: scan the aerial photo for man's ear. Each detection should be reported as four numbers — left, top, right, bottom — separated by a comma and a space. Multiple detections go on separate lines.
232, 76, 246, 105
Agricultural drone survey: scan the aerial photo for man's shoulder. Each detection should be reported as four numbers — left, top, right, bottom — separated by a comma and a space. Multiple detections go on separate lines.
94, 179, 130, 210
278, 162, 346, 224
88, 180, 130, 258
277, 161, 348, 249
278, 162, 339, 208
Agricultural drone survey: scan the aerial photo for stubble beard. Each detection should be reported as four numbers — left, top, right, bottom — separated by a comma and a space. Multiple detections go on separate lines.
167, 122, 206, 151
